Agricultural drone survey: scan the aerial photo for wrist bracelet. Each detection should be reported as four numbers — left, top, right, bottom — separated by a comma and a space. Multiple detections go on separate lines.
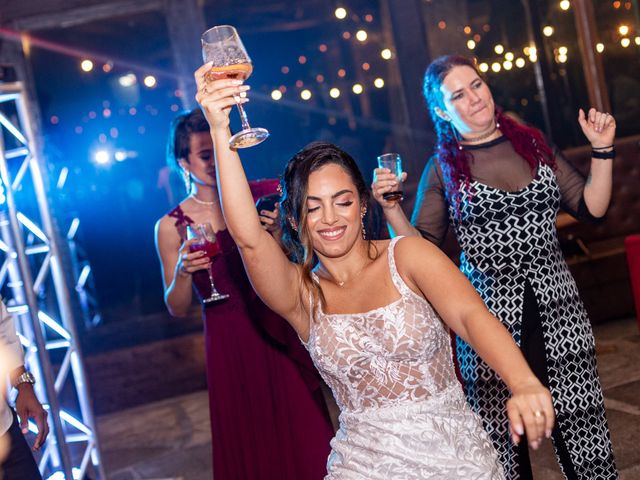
591, 144, 614, 150
591, 148, 615, 159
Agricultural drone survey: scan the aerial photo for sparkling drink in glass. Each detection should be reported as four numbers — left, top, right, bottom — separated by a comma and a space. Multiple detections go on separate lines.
377, 153, 404, 201
201, 25, 269, 149
187, 223, 230, 303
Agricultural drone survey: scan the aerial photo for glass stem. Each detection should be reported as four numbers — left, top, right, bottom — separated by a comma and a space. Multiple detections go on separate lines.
235, 100, 252, 131
207, 265, 218, 295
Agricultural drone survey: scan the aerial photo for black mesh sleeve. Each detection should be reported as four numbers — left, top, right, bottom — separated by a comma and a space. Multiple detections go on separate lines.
410, 158, 450, 246
554, 149, 603, 224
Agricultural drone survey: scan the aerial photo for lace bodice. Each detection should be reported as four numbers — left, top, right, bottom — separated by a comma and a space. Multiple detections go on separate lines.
305, 236, 460, 413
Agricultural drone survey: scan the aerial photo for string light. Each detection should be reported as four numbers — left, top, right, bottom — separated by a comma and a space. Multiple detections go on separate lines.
491, 62, 501, 72
335, 7, 347, 19
374, 78, 385, 88
467, 40, 476, 50
503, 60, 513, 70
505, 52, 514, 61
619, 25, 629, 36
381, 48, 392, 59
558, 46, 568, 55
494, 44, 504, 54
338, 68, 346, 78
543, 26, 554, 37
560, 0, 570, 10
80, 60, 94, 72
621, 37, 631, 47
362, 62, 371, 71
352, 84, 363, 94
356, 30, 368, 42
143, 75, 156, 88
596, 42, 605, 53
463, 26, 472, 34
300, 89, 312, 100
438, 21, 446, 30
271, 90, 282, 100
329, 88, 341, 98
479, 63, 489, 72
635, 37, 640, 45
515, 58, 526, 68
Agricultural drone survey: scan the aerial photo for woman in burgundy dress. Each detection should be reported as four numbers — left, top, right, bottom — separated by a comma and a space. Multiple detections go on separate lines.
154, 108, 333, 479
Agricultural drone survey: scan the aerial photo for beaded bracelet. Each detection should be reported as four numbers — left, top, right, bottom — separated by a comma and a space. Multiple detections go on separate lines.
591, 148, 616, 159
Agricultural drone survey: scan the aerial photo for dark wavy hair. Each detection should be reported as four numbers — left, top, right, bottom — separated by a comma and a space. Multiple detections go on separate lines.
278, 142, 376, 311
423, 55, 555, 214
166, 107, 210, 171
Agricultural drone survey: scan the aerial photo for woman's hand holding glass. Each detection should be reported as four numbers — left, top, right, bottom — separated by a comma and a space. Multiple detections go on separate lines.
371, 168, 407, 210
177, 238, 210, 277
195, 63, 251, 132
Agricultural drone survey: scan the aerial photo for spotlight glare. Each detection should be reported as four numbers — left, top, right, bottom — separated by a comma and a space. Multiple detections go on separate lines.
118, 73, 137, 87
93, 150, 111, 165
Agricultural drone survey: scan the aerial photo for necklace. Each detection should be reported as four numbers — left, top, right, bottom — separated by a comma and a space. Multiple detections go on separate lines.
321, 259, 371, 287
189, 194, 217, 206
460, 123, 499, 144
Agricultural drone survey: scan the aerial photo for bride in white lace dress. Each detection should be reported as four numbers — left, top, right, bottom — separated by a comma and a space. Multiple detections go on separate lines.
195, 66, 555, 479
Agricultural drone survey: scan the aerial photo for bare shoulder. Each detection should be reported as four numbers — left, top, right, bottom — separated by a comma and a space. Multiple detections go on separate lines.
392, 235, 450, 275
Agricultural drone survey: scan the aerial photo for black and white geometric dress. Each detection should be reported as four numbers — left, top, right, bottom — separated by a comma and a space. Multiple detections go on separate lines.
412, 136, 617, 479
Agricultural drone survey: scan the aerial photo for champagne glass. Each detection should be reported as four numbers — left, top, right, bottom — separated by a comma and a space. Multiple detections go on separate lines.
187, 223, 230, 303
201, 25, 269, 148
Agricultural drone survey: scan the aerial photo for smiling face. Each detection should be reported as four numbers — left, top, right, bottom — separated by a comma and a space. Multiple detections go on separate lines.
304, 163, 363, 259
438, 65, 495, 137
179, 131, 216, 187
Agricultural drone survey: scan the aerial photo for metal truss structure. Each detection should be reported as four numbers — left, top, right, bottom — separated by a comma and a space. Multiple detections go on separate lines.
0, 81, 105, 479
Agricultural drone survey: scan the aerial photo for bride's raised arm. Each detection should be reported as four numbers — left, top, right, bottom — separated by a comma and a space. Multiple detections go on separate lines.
194, 64, 307, 333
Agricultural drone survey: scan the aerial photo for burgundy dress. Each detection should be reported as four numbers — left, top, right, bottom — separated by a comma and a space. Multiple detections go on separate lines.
168, 205, 333, 479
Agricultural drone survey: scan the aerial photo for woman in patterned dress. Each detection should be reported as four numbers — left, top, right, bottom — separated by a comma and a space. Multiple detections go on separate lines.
195, 63, 555, 479
372, 55, 618, 479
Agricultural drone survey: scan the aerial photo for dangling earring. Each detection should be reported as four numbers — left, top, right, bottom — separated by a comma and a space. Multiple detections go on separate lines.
182, 168, 192, 193
361, 207, 367, 240
288, 216, 298, 233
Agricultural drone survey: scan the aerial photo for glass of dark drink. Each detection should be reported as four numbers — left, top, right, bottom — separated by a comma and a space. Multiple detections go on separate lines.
377, 153, 404, 201
201, 25, 269, 149
187, 223, 230, 303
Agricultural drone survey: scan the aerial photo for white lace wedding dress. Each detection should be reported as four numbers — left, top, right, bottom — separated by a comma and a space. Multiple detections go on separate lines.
304, 236, 505, 479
